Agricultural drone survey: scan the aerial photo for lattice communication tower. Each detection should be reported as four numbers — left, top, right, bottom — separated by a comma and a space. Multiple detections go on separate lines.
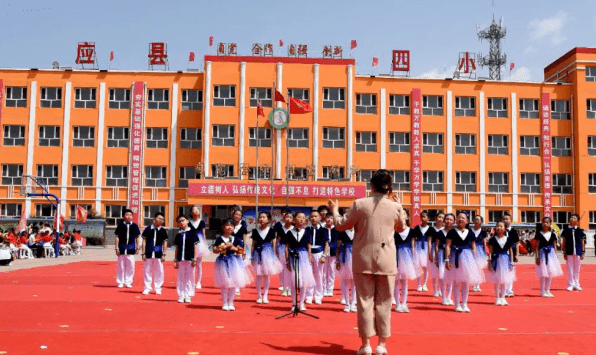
477, 16, 507, 80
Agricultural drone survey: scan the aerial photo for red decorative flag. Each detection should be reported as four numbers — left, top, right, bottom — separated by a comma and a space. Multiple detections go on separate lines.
209, 36, 214, 47
53, 212, 64, 231
279, 39, 284, 47
274, 90, 286, 103
372, 57, 379, 67
17, 209, 27, 232
189, 52, 195, 62
289, 97, 313, 114
257, 101, 265, 118
350, 40, 357, 50
76, 205, 88, 223
510, 63, 515, 71
110, 51, 114, 62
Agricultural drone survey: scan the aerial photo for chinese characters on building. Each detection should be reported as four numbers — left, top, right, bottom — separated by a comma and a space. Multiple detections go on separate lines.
541, 93, 552, 218
148, 42, 168, 69
410, 88, 422, 226
188, 181, 366, 199
393, 50, 410, 72
75, 42, 97, 69
129, 81, 145, 225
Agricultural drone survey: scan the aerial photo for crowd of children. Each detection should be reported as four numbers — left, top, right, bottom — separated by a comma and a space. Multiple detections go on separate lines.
0, 223, 83, 262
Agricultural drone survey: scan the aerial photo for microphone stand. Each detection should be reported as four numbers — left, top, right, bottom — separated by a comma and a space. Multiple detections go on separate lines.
276, 245, 319, 319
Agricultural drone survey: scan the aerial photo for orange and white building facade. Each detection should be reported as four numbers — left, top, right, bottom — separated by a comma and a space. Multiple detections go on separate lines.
1, 47, 596, 238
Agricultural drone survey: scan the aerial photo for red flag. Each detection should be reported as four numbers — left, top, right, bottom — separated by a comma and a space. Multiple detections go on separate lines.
350, 40, 357, 50
289, 97, 313, 114
53, 212, 64, 231
510, 63, 515, 71
209, 36, 214, 47
257, 101, 265, 118
274, 90, 286, 104
76, 205, 88, 223
110, 51, 114, 62
17, 210, 27, 232
372, 57, 379, 67
279, 39, 284, 47
189, 52, 195, 62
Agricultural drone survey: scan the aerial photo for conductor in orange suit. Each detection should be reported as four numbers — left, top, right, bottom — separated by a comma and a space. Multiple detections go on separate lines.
329, 169, 406, 355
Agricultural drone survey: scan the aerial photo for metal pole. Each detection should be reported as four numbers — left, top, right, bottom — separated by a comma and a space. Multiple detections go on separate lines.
271, 81, 276, 213
286, 128, 290, 207
255, 93, 260, 219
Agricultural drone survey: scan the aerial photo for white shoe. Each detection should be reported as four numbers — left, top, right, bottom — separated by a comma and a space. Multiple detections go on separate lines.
155, 289, 162, 295
476, 287, 482, 292
567, 286, 574, 291
402, 305, 410, 313
417, 285, 423, 292
314, 299, 322, 305
228, 304, 236, 311
236, 289, 241, 295
546, 292, 554, 298
391, 299, 396, 305
433, 291, 441, 297
195, 283, 202, 289
340, 298, 346, 305
501, 299, 509, 306
256, 298, 263, 304
185, 297, 191, 303
506, 292, 514, 297
422, 285, 428, 292
278, 286, 283, 291
350, 304, 357, 312
495, 298, 501, 306
125, 284, 133, 288
281, 290, 287, 297
441, 299, 449, 306
117, 284, 124, 288
395, 305, 403, 312
142, 289, 150, 295
305, 298, 313, 304
455, 305, 463, 312
540, 292, 548, 297
222, 304, 229, 311
300, 306, 307, 311
178, 297, 185, 303
343, 305, 351, 312
462, 305, 470, 313
263, 297, 269, 304
574, 286, 583, 291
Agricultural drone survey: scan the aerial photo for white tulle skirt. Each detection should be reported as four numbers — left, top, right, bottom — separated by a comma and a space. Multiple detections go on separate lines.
474, 242, 488, 269
414, 240, 429, 268
338, 245, 354, 281
251, 243, 283, 276
446, 249, 484, 284
289, 249, 316, 289
488, 254, 516, 284
397, 247, 421, 280
214, 255, 252, 288
196, 234, 210, 258
535, 248, 564, 278
430, 246, 446, 280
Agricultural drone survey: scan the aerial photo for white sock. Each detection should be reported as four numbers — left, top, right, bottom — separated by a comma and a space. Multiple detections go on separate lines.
400, 279, 408, 306
454, 283, 460, 306
222, 288, 228, 306
545, 277, 552, 293
263, 276, 270, 298
461, 282, 469, 306
227, 288, 236, 306
256, 276, 262, 299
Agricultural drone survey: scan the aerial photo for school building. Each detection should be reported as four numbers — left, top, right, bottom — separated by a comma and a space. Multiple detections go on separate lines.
1, 47, 596, 242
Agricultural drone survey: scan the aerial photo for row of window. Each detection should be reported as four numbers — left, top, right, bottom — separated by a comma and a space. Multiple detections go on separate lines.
1, 125, 575, 156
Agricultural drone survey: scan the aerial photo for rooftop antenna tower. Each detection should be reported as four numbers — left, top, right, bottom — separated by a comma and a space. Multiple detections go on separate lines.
477, 15, 507, 80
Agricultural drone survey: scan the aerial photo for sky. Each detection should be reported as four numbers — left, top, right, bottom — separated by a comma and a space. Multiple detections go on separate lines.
0, 0, 594, 82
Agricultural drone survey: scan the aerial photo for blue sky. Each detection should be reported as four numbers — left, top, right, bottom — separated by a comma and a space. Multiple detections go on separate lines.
0, 0, 593, 82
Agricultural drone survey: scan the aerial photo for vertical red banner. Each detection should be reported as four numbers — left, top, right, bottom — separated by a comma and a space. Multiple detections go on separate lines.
411, 88, 422, 226
540, 93, 552, 218
0, 79, 4, 128
129, 81, 145, 225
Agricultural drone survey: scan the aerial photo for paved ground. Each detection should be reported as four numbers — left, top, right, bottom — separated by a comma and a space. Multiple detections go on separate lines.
2, 245, 595, 272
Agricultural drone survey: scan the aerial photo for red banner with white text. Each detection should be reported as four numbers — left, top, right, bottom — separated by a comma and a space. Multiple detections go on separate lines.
411, 88, 422, 226
541, 93, 552, 218
129, 82, 145, 225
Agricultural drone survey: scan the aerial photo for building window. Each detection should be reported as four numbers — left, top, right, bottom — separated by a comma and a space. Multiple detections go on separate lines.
589, 173, 596, 193
179, 166, 200, 188
587, 99, 596, 119
520, 173, 541, 193
322, 166, 345, 180
38, 126, 60, 147
551, 100, 570, 120
356, 170, 374, 189
589, 136, 596, 156
488, 210, 508, 223
455, 171, 476, 192
589, 211, 596, 229
355, 132, 377, 152
553, 211, 571, 230
288, 167, 308, 181
356, 93, 377, 114
178, 206, 193, 219
455, 96, 476, 116
488, 135, 508, 155
391, 170, 410, 191
586, 67, 596, 82
3, 125, 25, 146
180, 128, 201, 149
520, 136, 540, 156
74, 88, 97, 109
487, 97, 508, 118
145, 166, 167, 187
106, 166, 128, 187
1, 203, 22, 217
212, 125, 235, 146
422, 95, 443, 116
287, 88, 309, 102
1, 164, 23, 185
108, 88, 131, 109
73, 126, 95, 147
488, 172, 508, 193
552, 174, 572, 194
71, 165, 93, 186
322, 88, 345, 109
69, 205, 92, 219
147, 89, 169, 110
455, 134, 476, 154
250, 88, 272, 107
146, 128, 168, 148
389, 132, 410, 152
519, 99, 539, 118
322, 127, 345, 148
248, 167, 271, 180
105, 205, 126, 226
520, 210, 541, 224
213, 85, 236, 107
389, 94, 410, 115
107, 127, 129, 148
181, 89, 203, 111
144, 205, 165, 226
5, 87, 27, 107
211, 164, 234, 178
40, 87, 62, 108
37, 165, 59, 186
36, 204, 55, 217
552, 136, 571, 157
423, 209, 444, 226
288, 128, 309, 148
423, 171, 443, 191
249, 127, 272, 147
422, 133, 443, 153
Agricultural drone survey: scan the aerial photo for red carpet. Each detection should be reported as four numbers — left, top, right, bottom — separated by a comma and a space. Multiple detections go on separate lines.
1, 262, 595, 355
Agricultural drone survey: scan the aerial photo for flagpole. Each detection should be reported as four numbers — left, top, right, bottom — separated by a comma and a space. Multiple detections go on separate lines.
271, 82, 275, 214
286, 92, 291, 208
255, 92, 260, 220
